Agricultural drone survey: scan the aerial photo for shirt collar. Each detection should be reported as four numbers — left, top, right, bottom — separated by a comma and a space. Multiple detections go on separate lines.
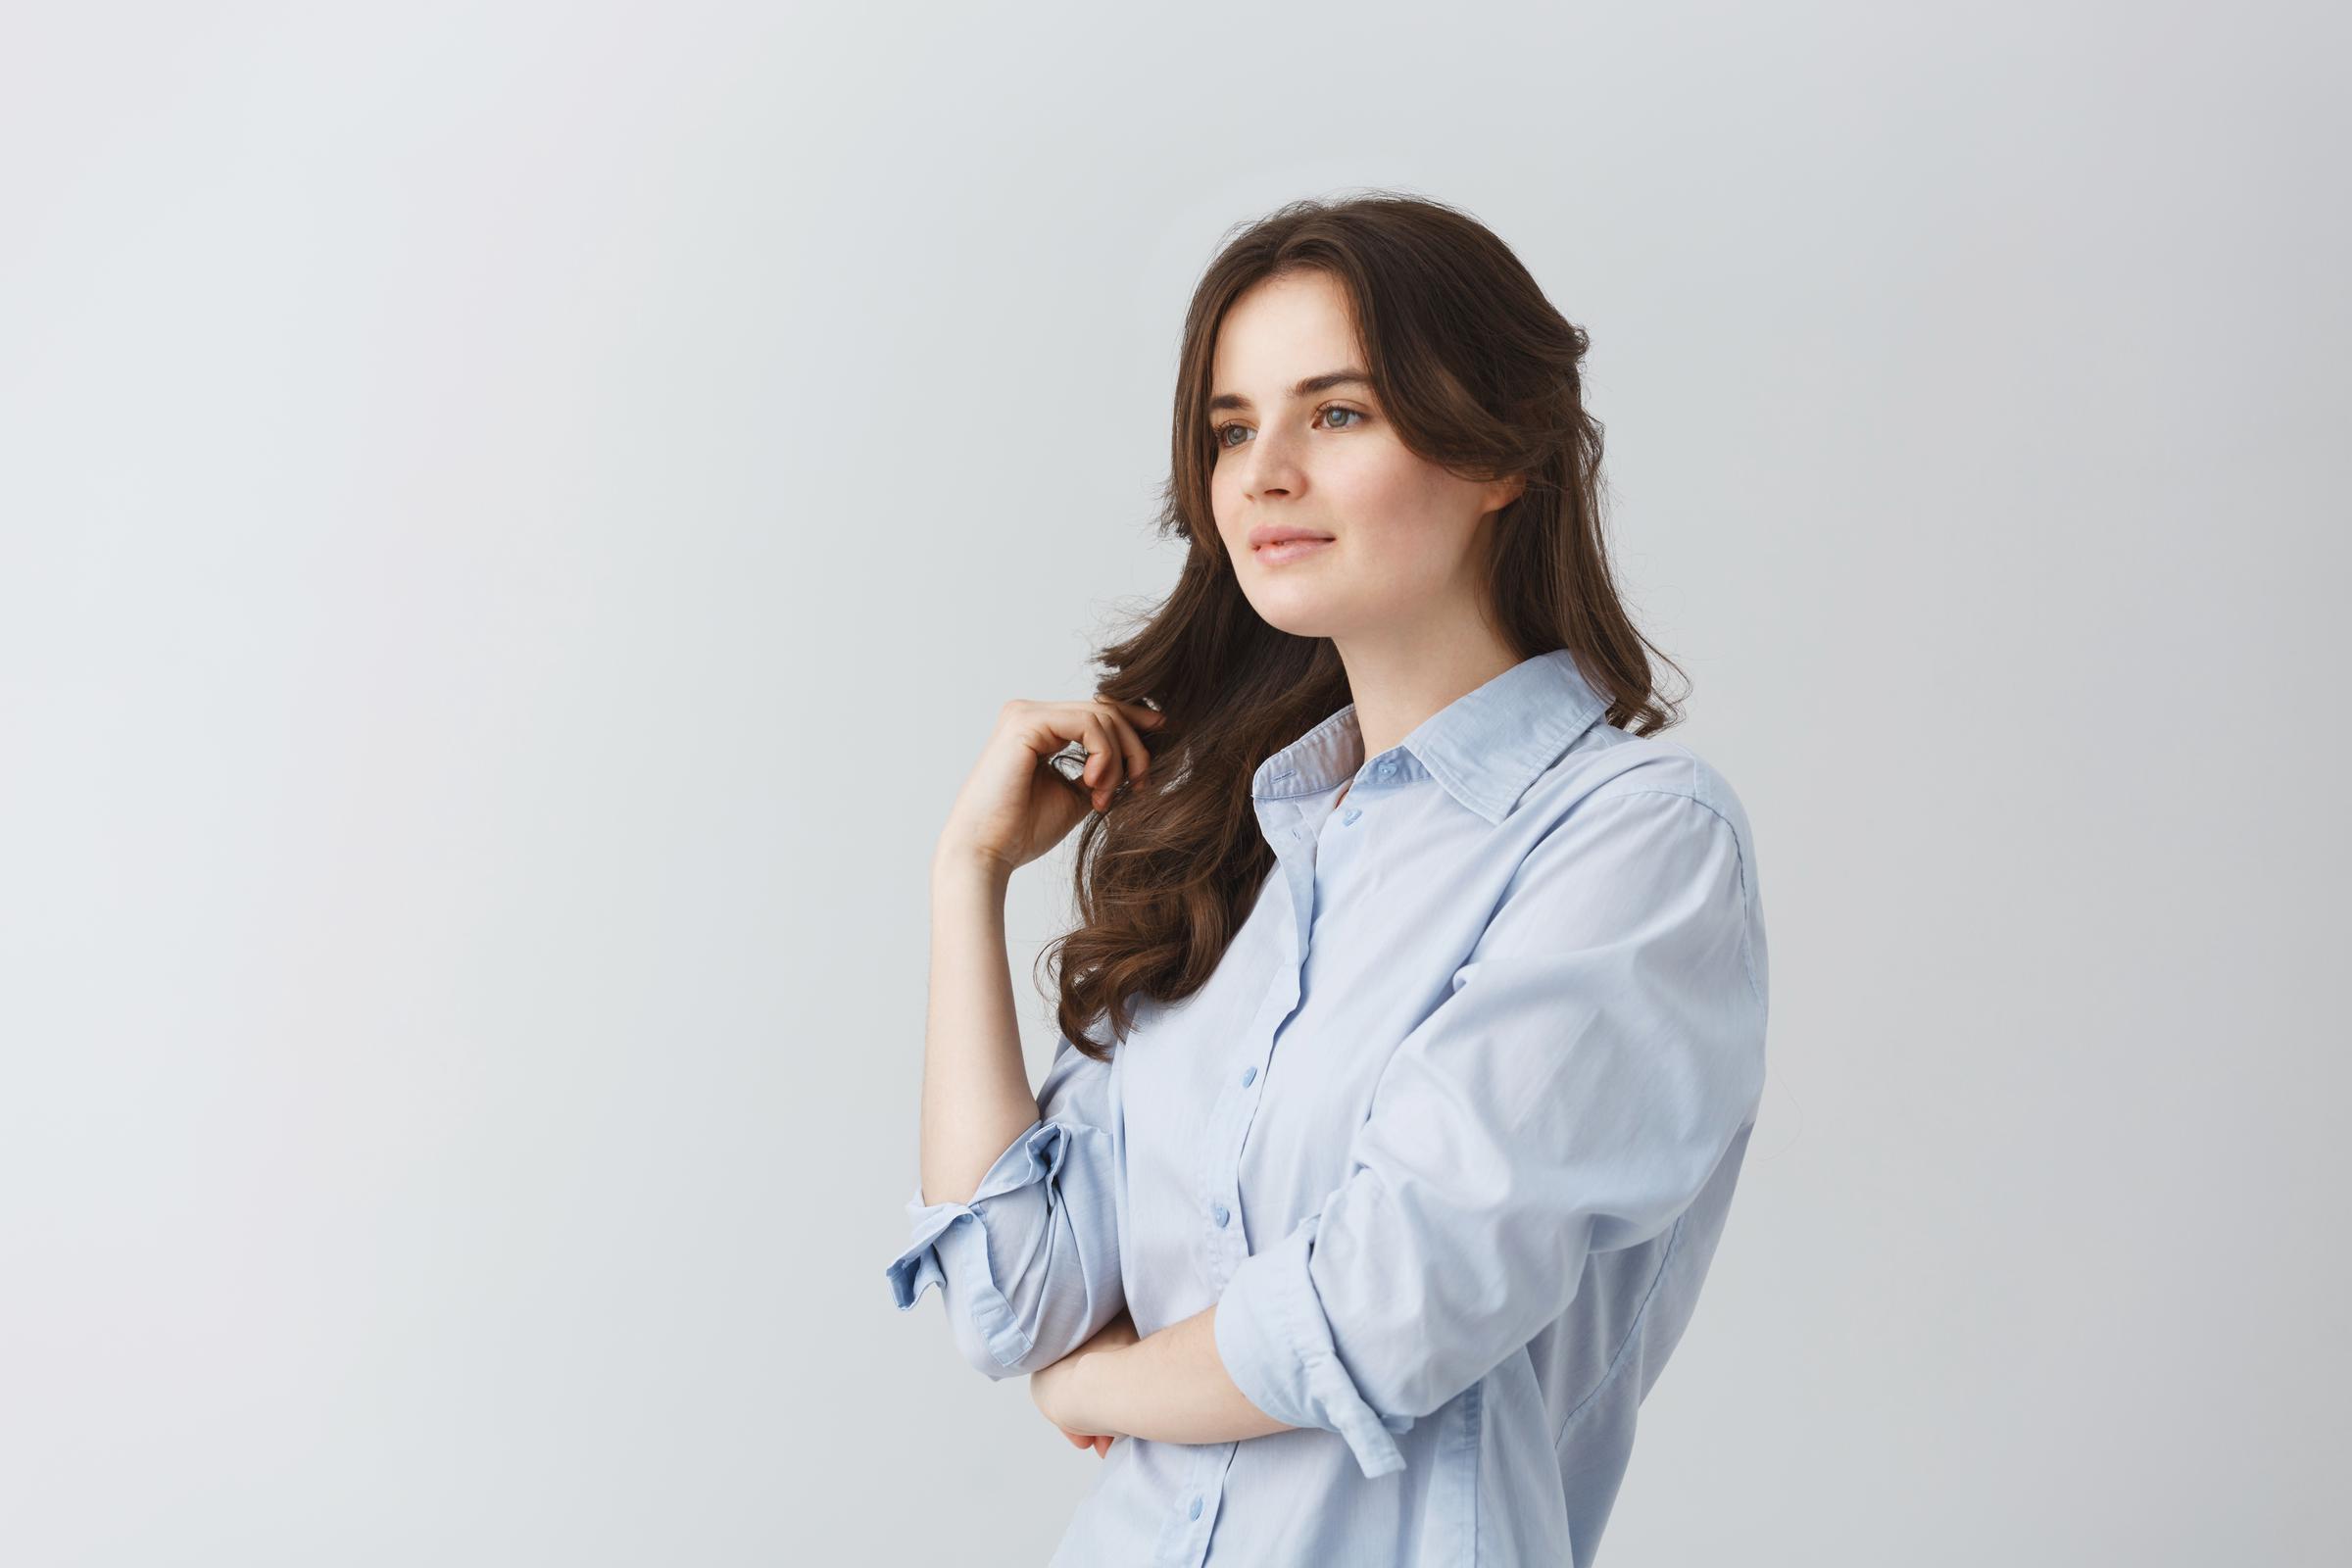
1249, 648, 1611, 825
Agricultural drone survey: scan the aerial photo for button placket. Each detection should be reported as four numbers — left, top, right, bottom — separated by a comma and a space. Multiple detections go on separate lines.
1162, 1446, 1232, 1567
1208, 799, 1317, 1276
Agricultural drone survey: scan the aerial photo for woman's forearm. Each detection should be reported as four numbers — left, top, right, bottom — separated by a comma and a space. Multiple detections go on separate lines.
1077, 1305, 1296, 1446
917, 851, 1046, 1207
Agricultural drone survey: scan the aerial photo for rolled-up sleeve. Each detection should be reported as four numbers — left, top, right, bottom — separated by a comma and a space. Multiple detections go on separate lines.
885, 1031, 1126, 1380
1213, 785, 1768, 1478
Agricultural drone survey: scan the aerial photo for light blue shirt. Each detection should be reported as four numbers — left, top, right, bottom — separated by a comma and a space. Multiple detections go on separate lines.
886, 648, 1770, 1566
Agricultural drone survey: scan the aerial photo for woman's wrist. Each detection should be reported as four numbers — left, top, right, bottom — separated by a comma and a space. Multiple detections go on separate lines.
931, 840, 1012, 894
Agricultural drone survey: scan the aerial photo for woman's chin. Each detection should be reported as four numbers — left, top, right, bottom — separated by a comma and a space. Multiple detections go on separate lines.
1244, 587, 1361, 641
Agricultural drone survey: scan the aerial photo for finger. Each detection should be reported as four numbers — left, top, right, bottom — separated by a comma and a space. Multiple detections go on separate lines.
1094, 702, 1155, 788
1075, 713, 1117, 809
1013, 701, 1107, 787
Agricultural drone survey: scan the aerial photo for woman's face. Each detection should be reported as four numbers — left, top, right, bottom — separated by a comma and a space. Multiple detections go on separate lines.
1206, 270, 1521, 644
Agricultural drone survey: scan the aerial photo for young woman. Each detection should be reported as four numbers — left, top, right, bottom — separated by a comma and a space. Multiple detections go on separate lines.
886, 193, 1770, 1567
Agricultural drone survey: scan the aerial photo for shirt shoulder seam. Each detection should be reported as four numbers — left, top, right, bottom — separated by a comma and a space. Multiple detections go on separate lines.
1573, 784, 1764, 1015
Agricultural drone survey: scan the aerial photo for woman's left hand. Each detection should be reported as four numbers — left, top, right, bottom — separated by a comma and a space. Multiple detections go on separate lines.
1032, 1308, 1142, 1450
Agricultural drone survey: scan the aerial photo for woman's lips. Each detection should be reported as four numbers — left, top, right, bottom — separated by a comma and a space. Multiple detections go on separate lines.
1252, 537, 1335, 565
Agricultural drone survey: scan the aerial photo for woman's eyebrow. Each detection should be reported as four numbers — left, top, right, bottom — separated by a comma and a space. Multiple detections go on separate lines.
1207, 368, 1372, 414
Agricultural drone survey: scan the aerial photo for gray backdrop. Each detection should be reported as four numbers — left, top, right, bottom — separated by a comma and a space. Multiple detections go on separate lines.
2, 2, 2343, 1563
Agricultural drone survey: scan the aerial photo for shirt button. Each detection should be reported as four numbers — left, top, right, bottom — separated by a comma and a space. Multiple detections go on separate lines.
1189, 1496, 1203, 1520
1240, 1065, 1256, 1087
1211, 1202, 1229, 1226
1342, 808, 1362, 825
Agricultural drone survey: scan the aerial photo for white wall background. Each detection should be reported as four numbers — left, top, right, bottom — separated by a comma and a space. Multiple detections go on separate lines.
2, 2, 2343, 1562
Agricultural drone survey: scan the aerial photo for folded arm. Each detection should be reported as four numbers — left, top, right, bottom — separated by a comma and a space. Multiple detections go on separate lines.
1212, 785, 1769, 1476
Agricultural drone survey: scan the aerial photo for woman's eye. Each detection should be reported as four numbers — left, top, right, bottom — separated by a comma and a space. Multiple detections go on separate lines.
1210, 406, 1368, 451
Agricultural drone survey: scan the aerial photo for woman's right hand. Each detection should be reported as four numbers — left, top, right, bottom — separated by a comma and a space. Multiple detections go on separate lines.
935, 697, 1168, 878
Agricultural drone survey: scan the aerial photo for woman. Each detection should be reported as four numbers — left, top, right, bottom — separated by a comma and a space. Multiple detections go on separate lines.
885, 193, 1770, 1567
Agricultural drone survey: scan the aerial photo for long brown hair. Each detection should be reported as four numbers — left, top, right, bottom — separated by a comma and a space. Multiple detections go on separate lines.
1042, 191, 1689, 1062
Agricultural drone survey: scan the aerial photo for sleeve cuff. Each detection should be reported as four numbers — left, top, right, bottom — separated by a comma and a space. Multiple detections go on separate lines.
883, 1118, 1062, 1373
1214, 1212, 1411, 1478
